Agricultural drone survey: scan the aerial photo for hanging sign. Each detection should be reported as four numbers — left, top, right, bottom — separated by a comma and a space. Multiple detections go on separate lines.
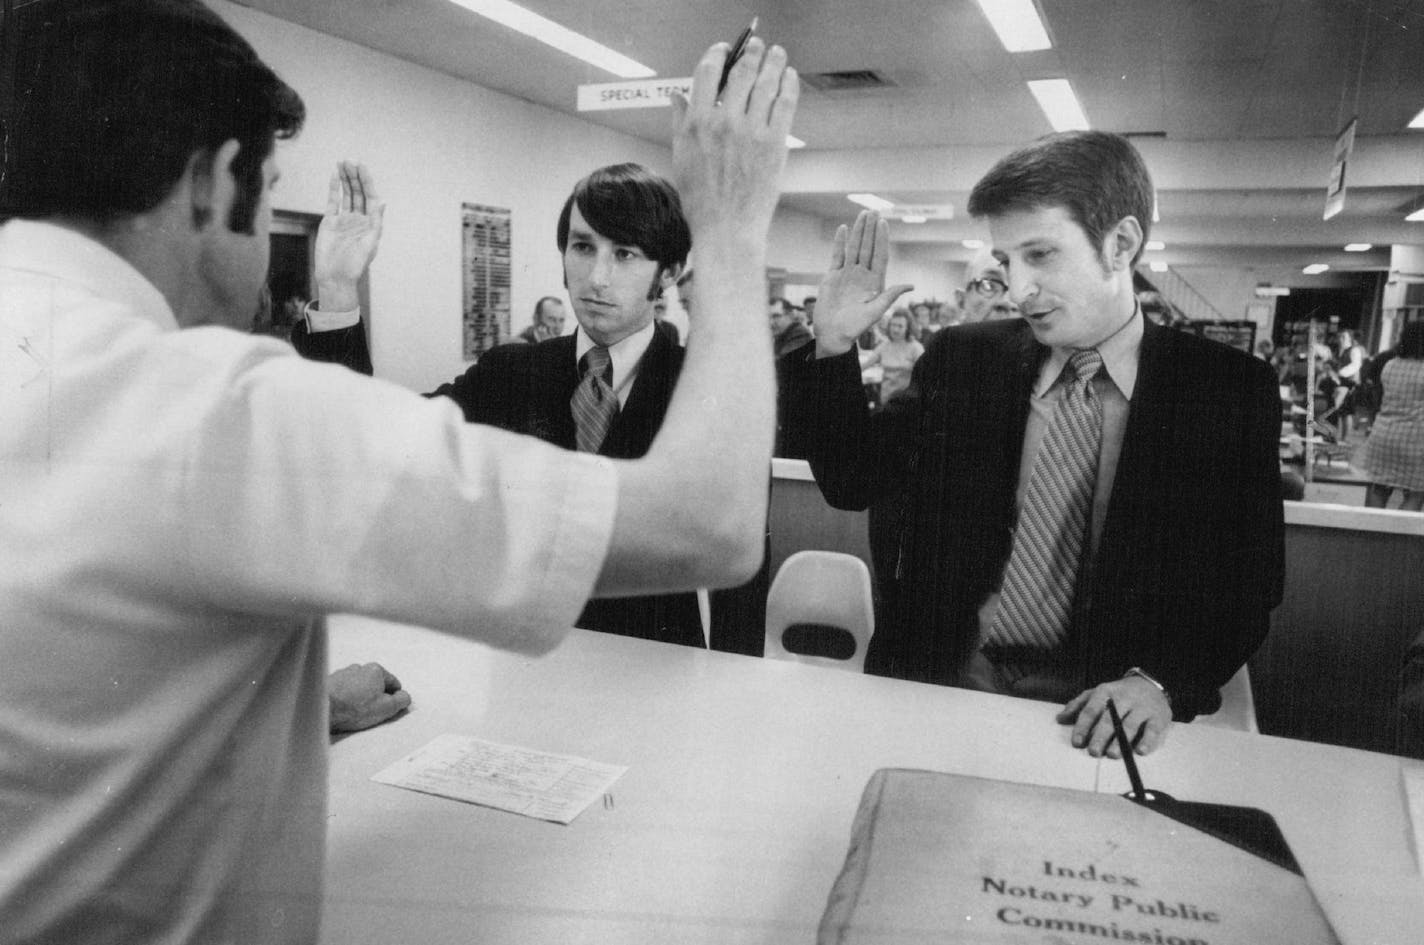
1323, 117, 1357, 220
577, 77, 693, 112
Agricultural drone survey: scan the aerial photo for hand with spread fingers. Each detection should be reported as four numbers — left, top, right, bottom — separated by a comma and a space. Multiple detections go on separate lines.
813, 210, 914, 357
314, 161, 386, 313
670, 37, 799, 276
1057, 675, 1172, 758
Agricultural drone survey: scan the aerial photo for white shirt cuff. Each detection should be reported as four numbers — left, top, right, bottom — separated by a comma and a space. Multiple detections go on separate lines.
304, 300, 361, 332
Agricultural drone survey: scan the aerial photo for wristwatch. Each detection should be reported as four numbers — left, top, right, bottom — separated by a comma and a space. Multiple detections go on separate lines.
1122, 666, 1170, 706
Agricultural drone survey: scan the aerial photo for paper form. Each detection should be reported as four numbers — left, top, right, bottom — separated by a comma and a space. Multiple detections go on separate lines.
371, 733, 626, 825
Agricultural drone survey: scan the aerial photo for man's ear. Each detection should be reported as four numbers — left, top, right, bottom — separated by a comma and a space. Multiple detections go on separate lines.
646, 262, 684, 302
657, 262, 684, 296
1105, 215, 1143, 272
188, 139, 242, 232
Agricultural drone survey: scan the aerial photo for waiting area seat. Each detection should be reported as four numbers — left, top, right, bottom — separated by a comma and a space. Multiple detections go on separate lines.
764, 551, 874, 672
1194, 665, 1259, 734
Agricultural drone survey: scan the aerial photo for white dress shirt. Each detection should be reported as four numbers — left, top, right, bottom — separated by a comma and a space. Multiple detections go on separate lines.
0, 220, 617, 944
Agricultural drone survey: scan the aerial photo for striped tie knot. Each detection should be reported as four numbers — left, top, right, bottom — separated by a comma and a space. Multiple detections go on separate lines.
1067, 347, 1103, 385
580, 345, 613, 388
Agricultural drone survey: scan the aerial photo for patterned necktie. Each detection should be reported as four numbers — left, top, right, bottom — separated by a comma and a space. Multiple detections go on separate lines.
572, 345, 618, 453
986, 347, 1104, 654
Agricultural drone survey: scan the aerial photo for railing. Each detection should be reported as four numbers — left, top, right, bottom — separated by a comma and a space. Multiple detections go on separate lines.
1140, 266, 1226, 322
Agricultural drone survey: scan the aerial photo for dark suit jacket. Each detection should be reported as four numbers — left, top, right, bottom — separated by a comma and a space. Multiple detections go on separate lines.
782, 314, 1285, 719
431, 328, 708, 647
292, 320, 766, 652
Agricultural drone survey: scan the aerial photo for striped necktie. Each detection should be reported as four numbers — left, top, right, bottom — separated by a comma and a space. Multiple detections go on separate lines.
572, 345, 618, 453
985, 347, 1104, 656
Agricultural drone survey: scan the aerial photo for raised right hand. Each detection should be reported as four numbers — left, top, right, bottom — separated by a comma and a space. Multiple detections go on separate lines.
314, 161, 385, 313
814, 210, 913, 357
670, 38, 798, 268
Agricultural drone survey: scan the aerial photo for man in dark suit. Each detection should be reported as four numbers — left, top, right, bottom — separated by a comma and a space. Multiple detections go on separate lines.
784, 131, 1284, 756
296, 163, 718, 650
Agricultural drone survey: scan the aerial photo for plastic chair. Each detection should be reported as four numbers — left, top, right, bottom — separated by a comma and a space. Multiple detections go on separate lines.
1195, 664, 1259, 733
764, 551, 875, 672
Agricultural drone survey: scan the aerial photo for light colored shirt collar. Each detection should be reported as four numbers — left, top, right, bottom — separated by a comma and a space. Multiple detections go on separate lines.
1035, 302, 1144, 400
0, 219, 177, 333
575, 320, 656, 406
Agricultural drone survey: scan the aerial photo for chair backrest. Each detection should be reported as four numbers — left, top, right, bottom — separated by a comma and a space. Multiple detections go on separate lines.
1194, 664, 1259, 733
764, 550, 874, 672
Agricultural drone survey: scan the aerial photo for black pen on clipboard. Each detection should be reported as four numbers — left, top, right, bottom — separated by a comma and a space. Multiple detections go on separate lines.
717, 17, 759, 95
1106, 698, 1147, 801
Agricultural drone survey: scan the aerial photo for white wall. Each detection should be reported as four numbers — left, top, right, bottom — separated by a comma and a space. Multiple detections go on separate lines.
218, 1, 841, 390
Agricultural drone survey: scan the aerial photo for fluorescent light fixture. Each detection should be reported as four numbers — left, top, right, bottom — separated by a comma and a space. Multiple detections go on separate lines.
1410, 107, 1424, 129
1148, 261, 1169, 273
974, 0, 1052, 52
447, 0, 654, 78
900, 215, 928, 224
1145, 240, 1165, 252
1344, 243, 1372, 252
786, 134, 806, 149
1255, 286, 1290, 297
1408, 207, 1424, 222
1152, 197, 1161, 223
848, 193, 895, 212
962, 239, 985, 249
1027, 79, 1089, 131
1302, 263, 1330, 275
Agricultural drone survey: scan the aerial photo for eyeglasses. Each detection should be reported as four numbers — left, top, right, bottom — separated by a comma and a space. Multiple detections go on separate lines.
968, 277, 1008, 299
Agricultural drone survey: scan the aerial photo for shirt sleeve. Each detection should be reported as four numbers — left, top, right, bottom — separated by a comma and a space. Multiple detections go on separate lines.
177, 335, 617, 654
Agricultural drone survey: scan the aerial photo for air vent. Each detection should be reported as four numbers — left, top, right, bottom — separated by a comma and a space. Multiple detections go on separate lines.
802, 70, 897, 92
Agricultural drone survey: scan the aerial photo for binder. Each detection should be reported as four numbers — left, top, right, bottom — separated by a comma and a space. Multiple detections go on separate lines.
819, 769, 1339, 944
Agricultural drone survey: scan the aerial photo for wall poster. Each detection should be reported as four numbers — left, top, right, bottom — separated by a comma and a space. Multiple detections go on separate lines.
462, 203, 512, 360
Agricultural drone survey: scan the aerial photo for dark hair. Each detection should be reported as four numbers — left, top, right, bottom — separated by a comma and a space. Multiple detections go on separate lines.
556, 163, 691, 275
2, 0, 304, 233
1400, 321, 1424, 359
967, 130, 1153, 266
533, 296, 563, 322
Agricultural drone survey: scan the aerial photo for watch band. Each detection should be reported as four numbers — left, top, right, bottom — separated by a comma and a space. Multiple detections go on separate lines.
1123, 666, 1170, 705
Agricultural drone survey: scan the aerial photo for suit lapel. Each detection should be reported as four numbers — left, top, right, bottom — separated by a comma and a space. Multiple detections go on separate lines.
600, 327, 681, 459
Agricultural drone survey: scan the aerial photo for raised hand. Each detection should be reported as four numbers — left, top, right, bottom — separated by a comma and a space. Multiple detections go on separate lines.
314, 161, 385, 313
670, 38, 798, 270
813, 210, 913, 357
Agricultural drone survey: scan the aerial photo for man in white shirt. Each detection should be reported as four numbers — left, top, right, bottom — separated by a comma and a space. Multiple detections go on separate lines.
0, 1, 798, 941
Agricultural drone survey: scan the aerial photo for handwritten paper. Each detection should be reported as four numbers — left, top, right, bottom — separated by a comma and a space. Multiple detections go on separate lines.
371, 733, 626, 825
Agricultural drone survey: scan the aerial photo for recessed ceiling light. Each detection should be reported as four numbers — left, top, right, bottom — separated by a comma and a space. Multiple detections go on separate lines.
1410, 107, 1424, 129
1302, 263, 1330, 275
900, 215, 927, 224
962, 239, 985, 249
786, 135, 806, 149
1026, 79, 1089, 131
1145, 240, 1165, 252
848, 193, 895, 212
1344, 243, 1372, 252
447, 0, 654, 78
973, 0, 1052, 52
1255, 286, 1291, 297
1407, 207, 1424, 222
1148, 261, 1168, 273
